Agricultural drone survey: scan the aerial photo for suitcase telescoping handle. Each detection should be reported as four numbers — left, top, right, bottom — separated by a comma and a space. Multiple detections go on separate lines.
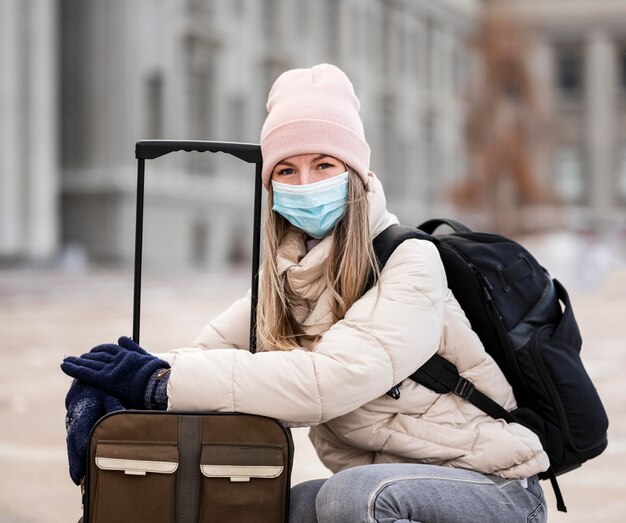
133, 140, 263, 353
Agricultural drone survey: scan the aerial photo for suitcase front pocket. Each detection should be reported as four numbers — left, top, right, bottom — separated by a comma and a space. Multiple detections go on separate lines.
198, 443, 286, 522
92, 441, 178, 523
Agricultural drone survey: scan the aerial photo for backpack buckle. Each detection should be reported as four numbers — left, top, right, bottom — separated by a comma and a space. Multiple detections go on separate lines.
452, 377, 475, 399
386, 385, 401, 400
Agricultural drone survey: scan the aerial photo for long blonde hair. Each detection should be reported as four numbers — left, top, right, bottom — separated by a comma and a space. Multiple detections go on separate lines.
257, 169, 380, 351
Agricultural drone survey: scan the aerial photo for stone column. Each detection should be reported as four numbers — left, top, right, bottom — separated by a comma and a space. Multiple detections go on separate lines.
585, 30, 616, 223
25, 0, 58, 259
72, 0, 139, 171
0, 0, 22, 257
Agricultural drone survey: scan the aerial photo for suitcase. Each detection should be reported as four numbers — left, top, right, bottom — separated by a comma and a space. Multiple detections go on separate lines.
80, 140, 294, 523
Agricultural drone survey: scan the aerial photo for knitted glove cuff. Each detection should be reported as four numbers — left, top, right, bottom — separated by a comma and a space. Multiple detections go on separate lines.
143, 368, 171, 410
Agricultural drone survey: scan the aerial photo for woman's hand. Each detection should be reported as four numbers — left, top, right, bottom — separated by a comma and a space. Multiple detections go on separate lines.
60, 336, 169, 409
64, 380, 124, 485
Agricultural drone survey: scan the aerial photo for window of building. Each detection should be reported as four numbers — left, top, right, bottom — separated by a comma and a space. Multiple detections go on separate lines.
264, 0, 278, 41
385, 6, 406, 77
553, 146, 586, 203
415, 21, 427, 89
231, 0, 244, 17
326, 0, 340, 60
379, 3, 391, 74
191, 221, 208, 267
423, 110, 438, 203
428, 25, 443, 93
228, 96, 245, 141
188, 70, 210, 139
381, 96, 400, 196
392, 9, 405, 76
453, 39, 467, 96
345, 5, 363, 65
398, 12, 418, 82
186, 43, 215, 172
620, 48, 626, 94
556, 47, 584, 98
187, 0, 213, 17
145, 72, 164, 139
297, 0, 310, 40
616, 146, 626, 203
228, 230, 248, 266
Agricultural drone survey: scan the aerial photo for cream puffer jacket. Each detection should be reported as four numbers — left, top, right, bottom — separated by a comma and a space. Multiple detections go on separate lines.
155, 174, 549, 479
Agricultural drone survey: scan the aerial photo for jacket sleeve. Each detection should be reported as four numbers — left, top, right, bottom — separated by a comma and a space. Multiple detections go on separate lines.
166, 239, 445, 425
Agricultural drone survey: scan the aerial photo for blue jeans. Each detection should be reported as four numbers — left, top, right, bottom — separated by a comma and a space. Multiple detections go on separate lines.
289, 464, 547, 523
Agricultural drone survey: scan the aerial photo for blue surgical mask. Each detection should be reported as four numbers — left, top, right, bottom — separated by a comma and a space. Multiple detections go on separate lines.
271, 172, 349, 239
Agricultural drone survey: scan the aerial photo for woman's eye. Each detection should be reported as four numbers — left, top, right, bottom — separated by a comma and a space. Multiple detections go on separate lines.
276, 168, 295, 176
316, 162, 333, 170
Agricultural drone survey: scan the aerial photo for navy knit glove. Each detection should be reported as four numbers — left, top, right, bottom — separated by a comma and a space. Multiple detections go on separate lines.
65, 380, 124, 485
60, 336, 169, 409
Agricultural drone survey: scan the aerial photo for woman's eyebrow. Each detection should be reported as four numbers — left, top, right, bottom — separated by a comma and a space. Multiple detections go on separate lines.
275, 155, 336, 169
311, 154, 333, 162
274, 160, 295, 168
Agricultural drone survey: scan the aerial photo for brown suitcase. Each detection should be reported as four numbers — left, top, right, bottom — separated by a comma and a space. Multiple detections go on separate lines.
80, 141, 294, 522
83, 411, 293, 522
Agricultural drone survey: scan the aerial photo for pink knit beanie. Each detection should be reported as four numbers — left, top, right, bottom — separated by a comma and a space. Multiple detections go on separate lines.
260, 64, 371, 189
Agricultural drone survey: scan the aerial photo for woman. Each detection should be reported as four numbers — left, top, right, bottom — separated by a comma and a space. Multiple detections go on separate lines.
62, 64, 549, 522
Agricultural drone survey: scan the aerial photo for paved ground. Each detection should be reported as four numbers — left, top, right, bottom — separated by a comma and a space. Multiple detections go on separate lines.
0, 245, 624, 522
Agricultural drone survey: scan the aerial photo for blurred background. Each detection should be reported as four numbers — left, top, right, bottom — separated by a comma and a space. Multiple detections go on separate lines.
1, 0, 625, 521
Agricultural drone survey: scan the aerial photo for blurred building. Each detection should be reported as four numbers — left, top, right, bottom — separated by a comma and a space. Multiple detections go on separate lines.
490, 0, 626, 232
2, 0, 477, 268
0, 1, 58, 263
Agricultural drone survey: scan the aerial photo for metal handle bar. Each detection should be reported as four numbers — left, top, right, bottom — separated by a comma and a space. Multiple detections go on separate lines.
133, 140, 263, 353
135, 140, 262, 163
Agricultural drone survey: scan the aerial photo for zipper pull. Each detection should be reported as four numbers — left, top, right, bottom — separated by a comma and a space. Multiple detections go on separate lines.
475, 271, 493, 301
480, 272, 493, 291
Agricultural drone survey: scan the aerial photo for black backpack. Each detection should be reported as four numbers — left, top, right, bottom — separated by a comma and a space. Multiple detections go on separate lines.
373, 218, 609, 513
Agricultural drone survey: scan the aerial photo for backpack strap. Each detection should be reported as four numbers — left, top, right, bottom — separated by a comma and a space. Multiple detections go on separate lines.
410, 354, 515, 424
368, 224, 436, 296
418, 218, 472, 234
372, 224, 436, 269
